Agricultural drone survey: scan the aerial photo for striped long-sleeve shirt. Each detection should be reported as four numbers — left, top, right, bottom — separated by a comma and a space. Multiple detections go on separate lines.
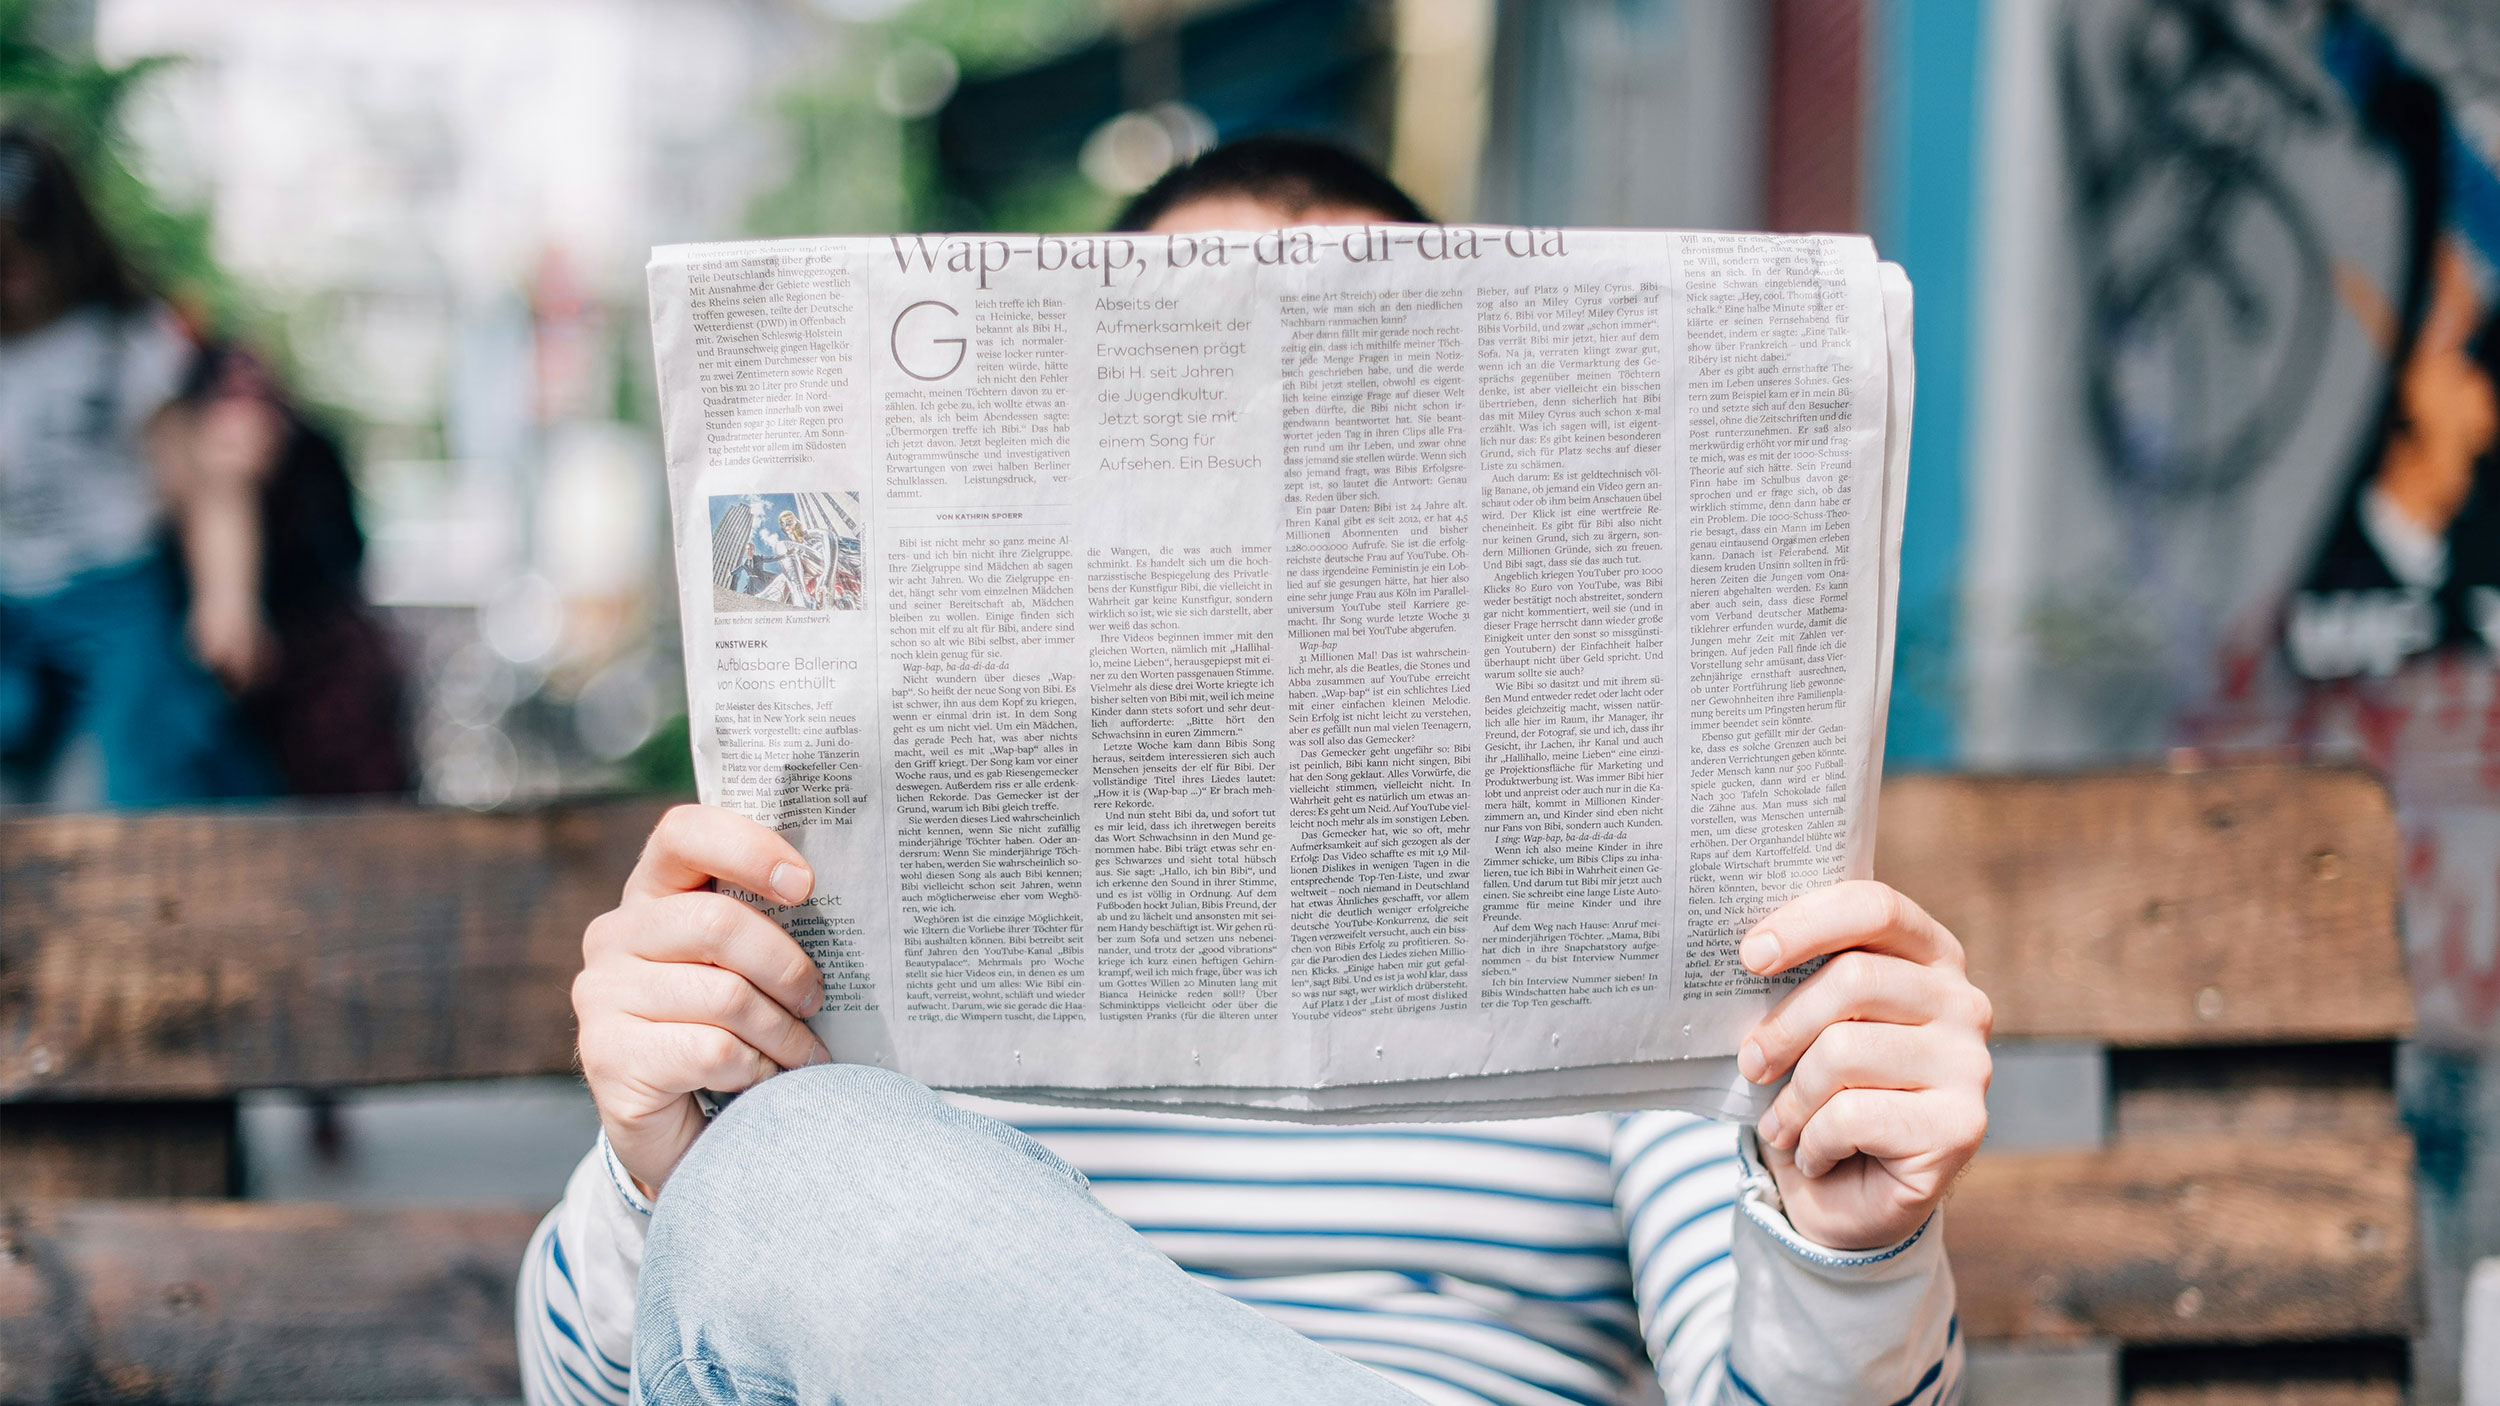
520, 1101, 1959, 1405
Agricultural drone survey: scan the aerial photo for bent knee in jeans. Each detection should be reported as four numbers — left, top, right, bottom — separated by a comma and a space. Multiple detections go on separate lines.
659, 1064, 1085, 1221
635, 1066, 1425, 1406
637, 1067, 1094, 1369
636, 1066, 1106, 1399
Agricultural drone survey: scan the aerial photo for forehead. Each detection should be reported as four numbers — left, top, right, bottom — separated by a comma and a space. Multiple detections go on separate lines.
1147, 194, 1400, 234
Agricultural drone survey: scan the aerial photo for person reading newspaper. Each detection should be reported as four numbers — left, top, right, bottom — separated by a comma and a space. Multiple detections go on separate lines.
525, 139, 1991, 1406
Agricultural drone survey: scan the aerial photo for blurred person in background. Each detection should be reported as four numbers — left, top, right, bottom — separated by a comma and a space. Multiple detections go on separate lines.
175, 342, 412, 796
0, 124, 276, 805
0, 124, 407, 805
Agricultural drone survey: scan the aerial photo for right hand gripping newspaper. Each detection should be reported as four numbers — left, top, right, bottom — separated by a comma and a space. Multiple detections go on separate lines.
649, 225, 1913, 1122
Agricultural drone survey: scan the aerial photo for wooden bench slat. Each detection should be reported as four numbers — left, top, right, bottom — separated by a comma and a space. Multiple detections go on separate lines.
0, 1201, 538, 1403
0, 765, 2424, 1402
2, 1123, 2421, 1402
2, 800, 668, 1099
1, 1101, 237, 1198
2131, 1377, 2401, 1406
2125, 1339, 2412, 1406
1876, 766, 2409, 1045
5, 766, 2412, 1095
1947, 1130, 2419, 1345
2109, 1045, 2402, 1141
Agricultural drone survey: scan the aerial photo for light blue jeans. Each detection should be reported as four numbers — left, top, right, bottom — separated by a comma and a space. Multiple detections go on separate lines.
634, 1064, 1423, 1404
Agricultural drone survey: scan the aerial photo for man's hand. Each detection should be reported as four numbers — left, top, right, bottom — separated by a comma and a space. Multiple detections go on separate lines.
575, 805, 833, 1194
1737, 880, 1992, 1251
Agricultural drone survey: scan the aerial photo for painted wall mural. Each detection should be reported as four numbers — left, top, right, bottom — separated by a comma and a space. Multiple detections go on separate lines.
2045, 0, 2500, 1051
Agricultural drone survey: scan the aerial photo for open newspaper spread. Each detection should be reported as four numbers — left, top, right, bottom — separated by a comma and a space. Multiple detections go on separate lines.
648, 226, 1913, 1121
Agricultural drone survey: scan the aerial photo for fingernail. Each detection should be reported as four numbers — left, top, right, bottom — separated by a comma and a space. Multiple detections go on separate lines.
1738, 1040, 1767, 1083
1739, 929, 1780, 973
807, 1044, 833, 1066
1757, 1105, 1784, 1146
801, 984, 824, 1016
769, 861, 813, 905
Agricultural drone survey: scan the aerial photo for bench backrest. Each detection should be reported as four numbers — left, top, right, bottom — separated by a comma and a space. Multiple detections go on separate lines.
0, 765, 2418, 1403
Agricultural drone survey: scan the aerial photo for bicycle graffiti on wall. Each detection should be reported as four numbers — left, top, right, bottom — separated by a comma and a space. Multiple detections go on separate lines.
2061, 0, 2500, 1042
2061, 0, 2337, 502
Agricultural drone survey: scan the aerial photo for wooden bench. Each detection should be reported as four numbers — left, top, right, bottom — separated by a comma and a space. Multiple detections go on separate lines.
1882, 765, 2419, 1405
0, 764, 2418, 1402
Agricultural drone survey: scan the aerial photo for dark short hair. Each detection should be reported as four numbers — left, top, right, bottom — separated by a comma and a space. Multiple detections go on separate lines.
0, 124, 143, 311
1113, 134, 1430, 231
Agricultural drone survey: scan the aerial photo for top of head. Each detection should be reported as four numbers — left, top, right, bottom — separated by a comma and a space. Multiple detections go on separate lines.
1115, 133, 1431, 236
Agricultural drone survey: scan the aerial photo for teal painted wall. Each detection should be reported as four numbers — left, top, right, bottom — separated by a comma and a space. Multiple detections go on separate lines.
1871, 0, 1985, 765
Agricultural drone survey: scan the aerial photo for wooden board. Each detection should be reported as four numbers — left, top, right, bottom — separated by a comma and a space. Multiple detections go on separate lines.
0, 1200, 538, 1403
2130, 1382, 2401, 1406
3, 765, 2413, 1092
1876, 766, 2409, 1045
2, 800, 668, 1099
2125, 1340, 2409, 1406
2109, 1044, 2401, 1141
0, 1102, 236, 1198
0, 1133, 2420, 1400
1948, 1131, 2419, 1346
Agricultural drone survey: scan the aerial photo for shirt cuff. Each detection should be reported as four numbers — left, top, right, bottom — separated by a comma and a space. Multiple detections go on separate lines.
1723, 1126, 1961, 1406
1734, 1124, 1934, 1270
598, 1130, 656, 1220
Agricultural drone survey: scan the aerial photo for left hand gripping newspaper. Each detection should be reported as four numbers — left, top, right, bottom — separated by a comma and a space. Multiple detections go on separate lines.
649, 226, 1913, 1121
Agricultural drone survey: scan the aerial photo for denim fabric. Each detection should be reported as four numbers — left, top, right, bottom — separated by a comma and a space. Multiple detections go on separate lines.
0, 552, 277, 805
634, 1065, 1424, 1405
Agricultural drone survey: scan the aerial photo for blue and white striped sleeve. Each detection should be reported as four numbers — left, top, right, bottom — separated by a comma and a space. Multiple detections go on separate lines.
518, 1134, 652, 1406
1611, 1112, 1960, 1406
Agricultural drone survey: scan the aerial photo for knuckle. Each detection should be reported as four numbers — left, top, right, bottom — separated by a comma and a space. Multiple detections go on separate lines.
1946, 1096, 1989, 1152
784, 956, 822, 1000
574, 1042, 614, 1087
573, 965, 631, 1021
1828, 1021, 1882, 1071
1822, 1085, 1868, 1125
1830, 950, 1881, 998
584, 906, 640, 962
658, 803, 706, 845
1757, 1006, 1797, 1054
1769, 1083, 1803, 1125
690, 1025, 742, 1071
574, 1016, 629, 1082
1792, 1034, 1839, 1091
1964, 984, 1996, 1036
692, 891, 747, 952
690, 968, 750, 1024
1794, 1114, 1839, 1162
637, 807, 698, 884
1930, 916, 1967, 968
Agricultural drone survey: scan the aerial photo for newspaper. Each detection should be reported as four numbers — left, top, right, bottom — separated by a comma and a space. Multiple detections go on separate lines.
648, 225, 1913, 1121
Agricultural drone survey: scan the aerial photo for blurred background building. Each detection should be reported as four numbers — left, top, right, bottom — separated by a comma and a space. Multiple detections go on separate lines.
9, 0, 2500, 1397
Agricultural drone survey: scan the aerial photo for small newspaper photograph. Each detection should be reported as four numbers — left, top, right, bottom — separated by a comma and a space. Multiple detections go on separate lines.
648, 226, 1913, 1120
